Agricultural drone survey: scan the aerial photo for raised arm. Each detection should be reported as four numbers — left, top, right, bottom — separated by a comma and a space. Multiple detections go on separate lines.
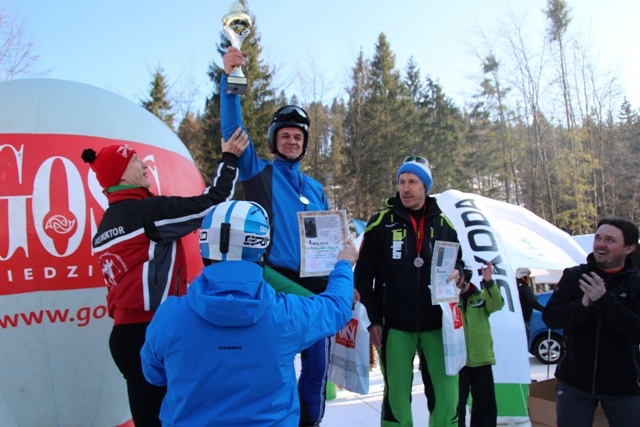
523, 283, 546, 312
220, 47, 248, 140
143, 153, 240, 243
220, 47, 263, 181
482, 262, 505, 314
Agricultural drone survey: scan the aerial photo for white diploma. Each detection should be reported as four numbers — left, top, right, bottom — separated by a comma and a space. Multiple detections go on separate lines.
430, 241, 460, 304
298, 210, 349, 277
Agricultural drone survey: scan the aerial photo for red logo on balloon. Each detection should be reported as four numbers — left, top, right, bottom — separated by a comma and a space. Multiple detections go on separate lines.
0, 134, 204, 296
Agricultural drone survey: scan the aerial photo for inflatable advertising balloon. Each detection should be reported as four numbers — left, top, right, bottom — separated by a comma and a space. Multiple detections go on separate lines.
0, 79, 206, 426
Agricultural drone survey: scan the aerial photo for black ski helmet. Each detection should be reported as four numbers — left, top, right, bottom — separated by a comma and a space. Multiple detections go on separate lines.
267, 105, 310, 162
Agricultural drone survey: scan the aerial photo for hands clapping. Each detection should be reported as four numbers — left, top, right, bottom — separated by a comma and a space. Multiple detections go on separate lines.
579, 271, 606, 307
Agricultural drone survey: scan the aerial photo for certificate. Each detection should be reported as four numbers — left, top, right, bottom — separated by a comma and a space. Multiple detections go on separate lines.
298, 210, 349, 277
430, 241, 460, 304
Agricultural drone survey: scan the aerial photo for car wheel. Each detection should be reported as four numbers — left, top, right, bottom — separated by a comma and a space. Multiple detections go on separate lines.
532, 332, 562, 364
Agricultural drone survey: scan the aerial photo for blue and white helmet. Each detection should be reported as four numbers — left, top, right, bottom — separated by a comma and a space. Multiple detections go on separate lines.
199, 200, 270, 263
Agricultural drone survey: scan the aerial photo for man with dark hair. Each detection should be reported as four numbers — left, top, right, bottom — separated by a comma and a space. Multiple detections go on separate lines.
543, 218, 640, 427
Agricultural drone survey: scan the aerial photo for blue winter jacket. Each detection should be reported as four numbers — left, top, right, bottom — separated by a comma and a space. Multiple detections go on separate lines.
220, 74, 330, 274
140, 259, 354, 426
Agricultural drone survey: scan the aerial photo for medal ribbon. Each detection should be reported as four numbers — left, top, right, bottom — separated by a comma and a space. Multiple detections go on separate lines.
282, 164, 308, 203
297, 173, 307, 201
408, 206, 426, 258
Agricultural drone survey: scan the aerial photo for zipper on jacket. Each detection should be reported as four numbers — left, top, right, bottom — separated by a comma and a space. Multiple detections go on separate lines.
408, 222, 420, 332
425, 226, 434, 324
415, 225, 434, 332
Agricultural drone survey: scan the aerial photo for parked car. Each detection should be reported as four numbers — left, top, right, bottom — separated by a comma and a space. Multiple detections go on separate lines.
528, 291, 564, 364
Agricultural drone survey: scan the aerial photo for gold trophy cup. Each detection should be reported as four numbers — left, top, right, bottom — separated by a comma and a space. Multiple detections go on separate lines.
222, 2, 252, 95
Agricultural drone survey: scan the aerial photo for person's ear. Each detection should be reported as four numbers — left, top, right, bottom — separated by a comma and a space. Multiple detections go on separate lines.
625, 244, 636, 256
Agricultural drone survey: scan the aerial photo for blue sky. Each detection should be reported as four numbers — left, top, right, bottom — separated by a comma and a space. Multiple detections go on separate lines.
9, 0, 640, 118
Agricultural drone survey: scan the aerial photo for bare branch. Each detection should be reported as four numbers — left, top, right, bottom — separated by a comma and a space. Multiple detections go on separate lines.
0, 3, 45, 81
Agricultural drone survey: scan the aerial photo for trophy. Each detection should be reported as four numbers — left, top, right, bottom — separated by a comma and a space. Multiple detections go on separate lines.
222, 1, 252, 95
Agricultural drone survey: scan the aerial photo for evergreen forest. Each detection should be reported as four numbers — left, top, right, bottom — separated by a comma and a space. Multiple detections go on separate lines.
139, 0, 640, 236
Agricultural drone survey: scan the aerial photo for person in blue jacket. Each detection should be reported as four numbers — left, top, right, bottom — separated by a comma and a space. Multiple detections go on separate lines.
140, 200, 359, 427
221, 46, 335, 426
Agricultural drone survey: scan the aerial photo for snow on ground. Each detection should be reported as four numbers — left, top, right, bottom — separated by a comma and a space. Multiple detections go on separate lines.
320, 356, 556, 426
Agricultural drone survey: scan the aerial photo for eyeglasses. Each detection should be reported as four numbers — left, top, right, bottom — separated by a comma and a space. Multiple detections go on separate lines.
403, 155, 429, 166
273, 105, 310, 125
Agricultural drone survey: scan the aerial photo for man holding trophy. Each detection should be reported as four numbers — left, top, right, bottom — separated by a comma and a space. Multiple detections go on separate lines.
220, 4, 335, 426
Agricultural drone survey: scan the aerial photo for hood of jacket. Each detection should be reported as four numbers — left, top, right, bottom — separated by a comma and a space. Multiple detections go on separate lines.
187, 261, 274, 327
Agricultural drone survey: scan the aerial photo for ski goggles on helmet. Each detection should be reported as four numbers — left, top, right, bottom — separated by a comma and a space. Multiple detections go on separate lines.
272, 105, 310, 125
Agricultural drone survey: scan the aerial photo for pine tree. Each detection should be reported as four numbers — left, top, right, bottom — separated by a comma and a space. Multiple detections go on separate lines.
303, 101, 331, 186
461, 100, 500, 197
326, 98, 349, 211
141, 65, 175, 129
417, 77, 465, 193
343, 50, 377, 219
404, 57, 425, 155
367, 33, 413, 197
178, 111, 208, 181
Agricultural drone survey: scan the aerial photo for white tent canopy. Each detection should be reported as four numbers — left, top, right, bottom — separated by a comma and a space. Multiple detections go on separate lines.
573, 234, 594, 254
530, 268, 564, 284
528, 234, 595, 285
434, 190, 587, 423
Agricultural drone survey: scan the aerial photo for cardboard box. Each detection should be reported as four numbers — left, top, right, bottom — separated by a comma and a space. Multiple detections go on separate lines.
528, 378, 608, 426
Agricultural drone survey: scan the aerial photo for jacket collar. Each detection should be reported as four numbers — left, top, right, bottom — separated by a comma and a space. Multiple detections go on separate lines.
107, 186, 154, 204
387, 193, 442, 222
273, 157, 301, 172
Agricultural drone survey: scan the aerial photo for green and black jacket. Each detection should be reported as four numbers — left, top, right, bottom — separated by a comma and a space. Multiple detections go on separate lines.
355, 193, 464, 332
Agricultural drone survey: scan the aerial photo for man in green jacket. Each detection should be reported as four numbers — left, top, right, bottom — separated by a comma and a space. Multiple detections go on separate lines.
456, 262, 504, 427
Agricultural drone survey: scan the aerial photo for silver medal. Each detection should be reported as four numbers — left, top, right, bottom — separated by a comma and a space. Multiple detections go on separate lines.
414, 256, 424, 268
299, 196, 310, 205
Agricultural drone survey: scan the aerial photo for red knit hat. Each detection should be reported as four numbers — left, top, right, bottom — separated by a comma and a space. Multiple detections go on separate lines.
81, 144, 136, 189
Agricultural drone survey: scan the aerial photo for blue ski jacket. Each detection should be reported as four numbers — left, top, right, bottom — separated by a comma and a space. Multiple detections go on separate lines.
141, 259, 354, 426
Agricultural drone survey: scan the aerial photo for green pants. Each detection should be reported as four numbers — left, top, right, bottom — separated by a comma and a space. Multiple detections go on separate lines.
379, 328, 458, 427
